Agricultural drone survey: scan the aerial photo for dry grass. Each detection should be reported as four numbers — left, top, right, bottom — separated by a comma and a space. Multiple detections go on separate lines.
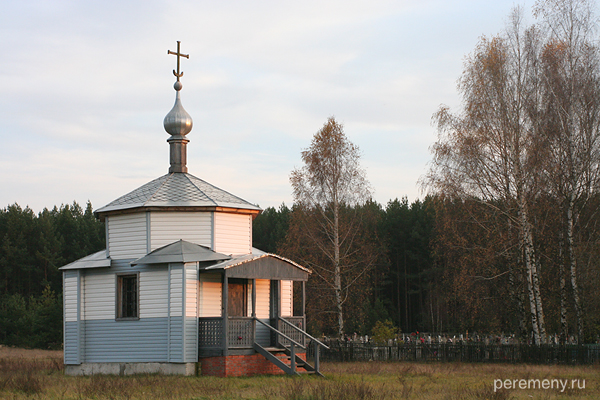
0, 345, 62, 359
0, 348, 599, 399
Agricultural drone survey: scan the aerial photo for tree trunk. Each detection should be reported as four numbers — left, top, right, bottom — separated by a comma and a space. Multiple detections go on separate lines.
333, 199, 344, 338
533, 254, 546, 342
507, 217, 527, 341
404, 252, 409, 332
559, 231, 568, 344
520, 200, 544, 344
566, 197, 584, 341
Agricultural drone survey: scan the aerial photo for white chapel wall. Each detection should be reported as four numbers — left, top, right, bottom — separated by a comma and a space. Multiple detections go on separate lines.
199, 272, 222, 317
213, 212, 251, 255
64, 272, 78, 323
150, 212, 212, 251
170, 266, 183, 318
107, 213, 147, 259
254, 279, 271, 347
81, 271, 115, 320
255, 279, 270, 319
280, 280, 293, 317
185, 263, 198, 318
139, 267, 169, 319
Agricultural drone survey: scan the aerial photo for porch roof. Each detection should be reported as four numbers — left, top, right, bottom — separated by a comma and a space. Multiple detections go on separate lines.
130, 239, 231, 266
202, 248, 311, 281
59, 250, 111, 270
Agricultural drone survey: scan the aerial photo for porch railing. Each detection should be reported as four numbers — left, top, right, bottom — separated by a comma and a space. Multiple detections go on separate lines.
277, 317, 306, 347
273, 317, 329, 376
198, 317, 223, 348
200, 317, 309, 350
227, 317, 254, 348
199, 317, 256, 350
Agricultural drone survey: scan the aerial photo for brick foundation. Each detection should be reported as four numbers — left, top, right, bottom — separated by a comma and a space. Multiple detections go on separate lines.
200, 352, 306, 377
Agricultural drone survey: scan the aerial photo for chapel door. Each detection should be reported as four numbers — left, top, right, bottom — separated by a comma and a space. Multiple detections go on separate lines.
228, 278, 247, 317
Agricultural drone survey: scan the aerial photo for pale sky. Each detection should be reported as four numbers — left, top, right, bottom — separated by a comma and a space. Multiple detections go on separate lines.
0, 0, 541, 213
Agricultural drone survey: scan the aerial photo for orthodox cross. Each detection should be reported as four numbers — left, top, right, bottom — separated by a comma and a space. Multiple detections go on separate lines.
167, 41, 189, 81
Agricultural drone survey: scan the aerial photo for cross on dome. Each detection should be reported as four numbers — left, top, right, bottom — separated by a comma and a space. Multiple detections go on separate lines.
167, 41, 189, 83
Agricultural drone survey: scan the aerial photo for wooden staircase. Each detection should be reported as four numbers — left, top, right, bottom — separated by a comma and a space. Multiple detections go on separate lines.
254, 318, 328, 376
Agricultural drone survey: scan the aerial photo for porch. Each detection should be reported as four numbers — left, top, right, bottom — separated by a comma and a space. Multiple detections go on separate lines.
196, 252, 328, 376
198, 315, 327, 376
198, 253, 311, 358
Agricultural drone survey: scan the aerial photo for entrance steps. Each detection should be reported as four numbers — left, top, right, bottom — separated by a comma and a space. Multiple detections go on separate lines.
253, 343, 322, 376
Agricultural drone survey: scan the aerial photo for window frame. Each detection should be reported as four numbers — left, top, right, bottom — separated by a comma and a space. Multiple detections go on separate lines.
116, 272, 140, 320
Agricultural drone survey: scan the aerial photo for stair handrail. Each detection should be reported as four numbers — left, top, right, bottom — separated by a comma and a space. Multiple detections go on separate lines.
254, 317, 306, 350
278, 317, 330, 350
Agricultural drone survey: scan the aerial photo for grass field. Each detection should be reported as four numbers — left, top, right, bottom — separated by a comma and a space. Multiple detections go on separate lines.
0, 347, 598, 399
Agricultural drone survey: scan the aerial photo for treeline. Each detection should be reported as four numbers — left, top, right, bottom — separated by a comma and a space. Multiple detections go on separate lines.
253, 198, 436, 337
2, 196, 598, 348
252, 196, 600, 343
0, 202, 105, 348
432, 196, 600, 343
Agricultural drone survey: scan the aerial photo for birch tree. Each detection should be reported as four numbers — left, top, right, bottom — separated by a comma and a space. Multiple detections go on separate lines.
535, 0, 600, 342
288, 117, 374, 337
424, 9, 548, 343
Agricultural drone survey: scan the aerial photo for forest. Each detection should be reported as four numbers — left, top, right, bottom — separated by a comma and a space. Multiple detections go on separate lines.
0, 202, 104, 349
2, 193, 599, 349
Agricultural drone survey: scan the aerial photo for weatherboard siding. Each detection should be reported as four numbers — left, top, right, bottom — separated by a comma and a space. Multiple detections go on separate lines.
169, 317, 183, 362
82, 318, 169, 362
255, 279, 271, 346
183, 263, 199, 362
281, 280, 292, 317
150, 212, 212, 251
185, 263, 198, 318
184, 318, 198, 362
255, 279, 270, 319
139, 266, 169, 319
107, 213, 147, 259
64, 321, 79, 364
199, 272, 222, 317
81, 271, 114, 320
170, 265, 183, 317
214, 212, 251, 255
64, 270, 81, 364
64, 271, 78, 323
75, 263, 169, 321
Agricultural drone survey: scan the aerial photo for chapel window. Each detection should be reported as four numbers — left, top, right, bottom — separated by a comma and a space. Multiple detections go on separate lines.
117, 274, 139, 319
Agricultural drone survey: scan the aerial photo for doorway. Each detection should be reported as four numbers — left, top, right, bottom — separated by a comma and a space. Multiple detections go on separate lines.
228, 278, 247, 317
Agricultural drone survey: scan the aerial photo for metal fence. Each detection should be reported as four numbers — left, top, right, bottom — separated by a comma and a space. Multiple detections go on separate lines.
307, 341, 600, 365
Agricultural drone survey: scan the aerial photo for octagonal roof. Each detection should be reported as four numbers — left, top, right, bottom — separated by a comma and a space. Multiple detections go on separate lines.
95, 172, 261, 216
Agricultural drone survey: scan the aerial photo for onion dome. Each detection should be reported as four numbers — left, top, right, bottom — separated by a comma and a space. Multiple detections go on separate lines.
163, 81, 193, 136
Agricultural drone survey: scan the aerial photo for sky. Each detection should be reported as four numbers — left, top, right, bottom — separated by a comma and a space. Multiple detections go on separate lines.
0, 0, 544, 213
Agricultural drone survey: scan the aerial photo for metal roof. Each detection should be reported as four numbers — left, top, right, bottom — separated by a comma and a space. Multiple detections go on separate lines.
95, 172, 261, 215
59, 250, 111, 270
131, 239, 231, 266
